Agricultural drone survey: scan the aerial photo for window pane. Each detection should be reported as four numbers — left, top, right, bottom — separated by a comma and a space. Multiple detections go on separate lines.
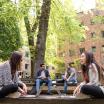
101, 31, 104, 38
79, 48, 85, 54
91, 32, 96, 38
92, 46, 96, 52
102, 45, 104, 52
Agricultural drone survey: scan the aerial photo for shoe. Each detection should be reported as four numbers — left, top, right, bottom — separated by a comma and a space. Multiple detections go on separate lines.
46, 92, 53, 95
35, 90, 41, 97
62, 93, 66, 96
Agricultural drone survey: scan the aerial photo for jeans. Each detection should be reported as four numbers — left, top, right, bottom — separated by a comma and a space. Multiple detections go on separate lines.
36, 78, 52, 93
0, 84, 18, 98
64, 78, 77, 94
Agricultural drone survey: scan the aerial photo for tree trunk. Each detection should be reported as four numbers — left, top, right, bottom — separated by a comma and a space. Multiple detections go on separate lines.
24, 16, 35, 78
34, 0, 51, 77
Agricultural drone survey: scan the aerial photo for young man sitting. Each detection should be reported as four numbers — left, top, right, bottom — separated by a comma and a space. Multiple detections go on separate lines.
35, 64, 52, 95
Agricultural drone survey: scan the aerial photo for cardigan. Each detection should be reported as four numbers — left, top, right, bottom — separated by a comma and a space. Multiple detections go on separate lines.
0, 61, 23, 89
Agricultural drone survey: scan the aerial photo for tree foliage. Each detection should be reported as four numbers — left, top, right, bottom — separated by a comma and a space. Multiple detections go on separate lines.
45, 0, 85, 71
0, 0, 85, 77
0, 0, 31, 60
49, 0, 85, 43
0, 0, 21, 60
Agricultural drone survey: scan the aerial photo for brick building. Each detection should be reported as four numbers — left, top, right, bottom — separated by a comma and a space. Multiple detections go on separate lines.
58, 9, 104, 68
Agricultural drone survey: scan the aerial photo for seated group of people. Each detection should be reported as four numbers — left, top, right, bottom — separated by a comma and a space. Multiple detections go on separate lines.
35, 62, 77, 95
0, 51, 104, 99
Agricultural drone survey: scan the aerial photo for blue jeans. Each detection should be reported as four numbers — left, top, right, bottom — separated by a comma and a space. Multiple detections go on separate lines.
36, 78, 52, 93
64, 78, 77, 94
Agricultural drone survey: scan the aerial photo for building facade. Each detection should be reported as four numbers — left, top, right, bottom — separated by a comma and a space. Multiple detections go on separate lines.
58, 9, 104, 68
19, 46, 31, 78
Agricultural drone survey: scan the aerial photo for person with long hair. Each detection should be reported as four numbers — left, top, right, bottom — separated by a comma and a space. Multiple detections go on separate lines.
73, 51, 104, 98
0, 51, 27, 98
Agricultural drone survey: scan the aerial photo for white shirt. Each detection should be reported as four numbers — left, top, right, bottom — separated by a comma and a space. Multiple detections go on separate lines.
41, 70, 46, 78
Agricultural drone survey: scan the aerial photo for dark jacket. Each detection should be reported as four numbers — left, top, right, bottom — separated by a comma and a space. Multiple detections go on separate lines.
36, 69, 50, 78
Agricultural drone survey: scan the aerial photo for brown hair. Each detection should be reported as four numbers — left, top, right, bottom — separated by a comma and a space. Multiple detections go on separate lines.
40, 63, 45, 67
81, 51, 100, 83
10, 51, 22, 77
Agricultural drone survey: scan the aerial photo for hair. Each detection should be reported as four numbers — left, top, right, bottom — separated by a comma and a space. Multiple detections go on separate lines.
81, 51, 100, 83
69, 62, 74, 67
40, 63, 45, 67
10, 51, 22, 77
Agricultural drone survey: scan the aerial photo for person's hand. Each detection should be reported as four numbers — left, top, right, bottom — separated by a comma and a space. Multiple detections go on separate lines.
41, 77, 47, 80
63, 76, 67, 80
66, 78, 70, 82
38, 76, 42, 79
22, 83, 27, 94
18, 87, 26, 96
73, 85, 80, 96
18, 83, 27, 96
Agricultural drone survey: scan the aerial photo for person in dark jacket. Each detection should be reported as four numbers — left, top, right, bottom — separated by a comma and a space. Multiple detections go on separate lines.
35, 64, 52, 95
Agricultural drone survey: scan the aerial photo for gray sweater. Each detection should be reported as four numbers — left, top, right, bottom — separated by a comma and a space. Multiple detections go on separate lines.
0, 61, 23, 89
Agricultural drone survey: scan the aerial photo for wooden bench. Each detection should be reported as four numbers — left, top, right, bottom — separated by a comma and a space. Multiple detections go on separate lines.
27, 80, 77, 97
21, 78, 78, 96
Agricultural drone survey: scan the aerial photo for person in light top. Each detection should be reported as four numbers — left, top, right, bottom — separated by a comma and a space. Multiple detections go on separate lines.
35, 64, 52, 95
73, 51, 104, 98
63, 62, 77, 94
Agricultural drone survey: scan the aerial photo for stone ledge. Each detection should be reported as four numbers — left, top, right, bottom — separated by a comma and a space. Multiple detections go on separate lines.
28, 85, 77, 94
0, 97, 104, 104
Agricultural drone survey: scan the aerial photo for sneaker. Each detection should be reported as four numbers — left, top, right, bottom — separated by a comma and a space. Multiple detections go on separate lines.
35, 90, 41, 97
62, 93, 66, 96
46, 92, 53, 95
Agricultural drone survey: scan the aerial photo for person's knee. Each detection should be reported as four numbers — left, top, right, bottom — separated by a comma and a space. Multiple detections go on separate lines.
48, 79, 52, 83
81, 85, 87, 93
36, 79, 40, 83
8, 84, 18, 92
13, 84, 18, 91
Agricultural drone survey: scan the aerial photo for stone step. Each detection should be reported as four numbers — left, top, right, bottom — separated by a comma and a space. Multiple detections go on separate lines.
0, 97, 104, 104
27, 85, 76, 94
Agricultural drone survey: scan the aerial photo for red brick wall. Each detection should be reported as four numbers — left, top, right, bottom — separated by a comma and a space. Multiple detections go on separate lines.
58, 9, 104, 68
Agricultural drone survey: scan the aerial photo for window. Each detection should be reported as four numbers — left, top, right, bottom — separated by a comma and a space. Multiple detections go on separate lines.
25, 64, 29, 70
90, 19, 95, 25
101, 56, 104, 64
92, 46, 96, 52
91, 32, 96, 38
79, 48, 85, 54
69, 50, 75, 56
101, 31, 104, 38
25, 51, 29, 57
102, 45, 104, 52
